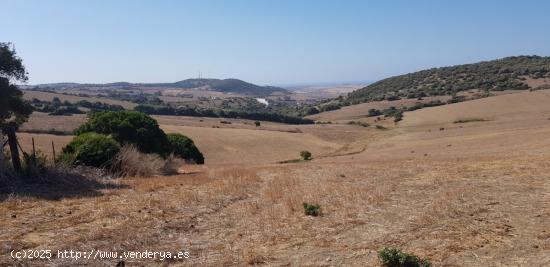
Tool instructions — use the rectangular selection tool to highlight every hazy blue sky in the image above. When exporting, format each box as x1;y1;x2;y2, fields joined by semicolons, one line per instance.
2;0;550;85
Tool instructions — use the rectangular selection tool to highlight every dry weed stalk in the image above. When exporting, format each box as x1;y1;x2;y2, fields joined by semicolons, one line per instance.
111;145;184;177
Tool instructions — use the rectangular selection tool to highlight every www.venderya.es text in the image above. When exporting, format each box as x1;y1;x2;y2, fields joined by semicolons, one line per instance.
10;249;190;261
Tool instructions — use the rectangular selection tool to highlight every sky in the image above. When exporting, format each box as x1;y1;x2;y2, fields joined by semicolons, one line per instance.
2;0;550;86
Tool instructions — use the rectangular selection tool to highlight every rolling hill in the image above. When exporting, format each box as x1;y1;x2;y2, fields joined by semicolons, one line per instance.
172;78;287;96
346;56;550;104
32;78;288;97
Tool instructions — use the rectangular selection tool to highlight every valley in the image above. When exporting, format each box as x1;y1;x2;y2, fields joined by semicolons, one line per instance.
3;88;550;266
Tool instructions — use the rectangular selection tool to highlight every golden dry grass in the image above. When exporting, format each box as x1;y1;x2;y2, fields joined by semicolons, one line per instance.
110;145;183;177
401;89;550;127
1;156;548;266
20;112;86;133
17;132;74;157
160;124;341;164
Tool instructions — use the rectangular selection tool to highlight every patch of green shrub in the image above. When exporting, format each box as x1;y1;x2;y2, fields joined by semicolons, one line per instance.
22;152;48;177
368;108;383;117
378;247;431;267
61;132;120;167
166;133;204;164
254;121;261;127
303;203;321;216
75;111;169;155
300;150;312;160
394;112;404;122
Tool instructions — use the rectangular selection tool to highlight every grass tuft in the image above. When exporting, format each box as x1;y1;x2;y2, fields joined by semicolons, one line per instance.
378;247;431;267
303;202;321;216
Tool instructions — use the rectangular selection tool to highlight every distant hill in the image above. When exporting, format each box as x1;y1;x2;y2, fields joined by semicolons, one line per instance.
172;78;287;96
346;56;550;104
33;78;288;97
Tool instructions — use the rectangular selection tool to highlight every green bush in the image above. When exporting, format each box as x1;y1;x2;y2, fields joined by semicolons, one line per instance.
303;203;321;216
61;132;120;167
394;112;404;122
22;152;48;177
254;121;261;127
75;111;169;154
378;247;431;267
300;150;312;160
166;133;204;164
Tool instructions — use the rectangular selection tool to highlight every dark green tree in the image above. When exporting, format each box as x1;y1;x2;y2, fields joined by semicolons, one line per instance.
75;111;170;155
0;43;33;174
0;43;33;130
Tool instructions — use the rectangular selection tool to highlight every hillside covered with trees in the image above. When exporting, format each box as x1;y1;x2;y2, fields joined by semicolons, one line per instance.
33;78;288;97
346;56;550;104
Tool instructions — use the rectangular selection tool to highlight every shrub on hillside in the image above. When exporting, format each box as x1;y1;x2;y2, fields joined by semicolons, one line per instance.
394;112;404;122
166;133;205;164
300;150;312;160
75;111;169;155
368;109;383;117
378;247;431;267
303;203;321;216
61;133;120;167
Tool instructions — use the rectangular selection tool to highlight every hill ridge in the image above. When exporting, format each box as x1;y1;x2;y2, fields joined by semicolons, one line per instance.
346;55;550;104
33;78;288;97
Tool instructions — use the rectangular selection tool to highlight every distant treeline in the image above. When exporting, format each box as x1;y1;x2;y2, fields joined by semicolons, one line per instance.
31;97;124;115
135;104;314;124
105;91;163;105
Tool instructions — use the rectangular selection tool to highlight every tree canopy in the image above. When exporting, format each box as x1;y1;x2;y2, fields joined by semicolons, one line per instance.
0;43;33;130
75;111;170;154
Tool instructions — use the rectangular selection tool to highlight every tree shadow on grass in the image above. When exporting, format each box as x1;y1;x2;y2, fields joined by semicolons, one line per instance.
0;166;129;201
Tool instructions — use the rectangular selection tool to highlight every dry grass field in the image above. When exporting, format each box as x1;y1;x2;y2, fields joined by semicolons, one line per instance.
19;113;367;162
2;90;550;266
20;112;86;133
160;125;340;164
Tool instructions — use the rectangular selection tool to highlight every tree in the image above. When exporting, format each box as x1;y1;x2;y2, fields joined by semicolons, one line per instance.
0;43;33;175
75;111;170;155
0;43;32;128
